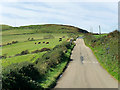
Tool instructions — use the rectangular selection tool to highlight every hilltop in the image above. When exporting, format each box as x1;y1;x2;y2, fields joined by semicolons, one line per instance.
1;24;89;34
0;24;13;30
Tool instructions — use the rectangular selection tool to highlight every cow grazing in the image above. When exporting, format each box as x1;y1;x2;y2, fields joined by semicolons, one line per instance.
59;39;62;42
46;42;49;44
59;38;62;42
38;42;41;44
43;42;45;43
35;42;36;44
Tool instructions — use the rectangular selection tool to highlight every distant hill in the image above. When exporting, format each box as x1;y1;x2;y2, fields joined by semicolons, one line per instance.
1;24;89;34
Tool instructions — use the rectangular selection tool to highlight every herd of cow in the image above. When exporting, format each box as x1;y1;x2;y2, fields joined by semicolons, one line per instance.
34;38;63;45
35;41;49;44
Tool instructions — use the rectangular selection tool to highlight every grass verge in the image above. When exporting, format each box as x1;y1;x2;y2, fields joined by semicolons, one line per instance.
84;31;119;81
40;61;68;88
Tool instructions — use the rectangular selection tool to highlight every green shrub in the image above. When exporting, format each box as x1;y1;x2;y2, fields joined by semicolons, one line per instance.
31;48;50;54
64;52;71;58
12;41;18;44
21;50;29;55
6;43;12;45
3;73;42;89
1;54;7;59
2;62;42;89
35;41;72;74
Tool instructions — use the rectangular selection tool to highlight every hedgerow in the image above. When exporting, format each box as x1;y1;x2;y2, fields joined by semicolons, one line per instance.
2;41;75;89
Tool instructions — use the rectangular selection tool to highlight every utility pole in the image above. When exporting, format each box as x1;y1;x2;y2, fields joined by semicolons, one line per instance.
99;25;101;36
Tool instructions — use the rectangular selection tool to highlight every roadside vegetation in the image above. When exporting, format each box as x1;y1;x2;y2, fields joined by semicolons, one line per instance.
2;41;75;89
84;30;119;81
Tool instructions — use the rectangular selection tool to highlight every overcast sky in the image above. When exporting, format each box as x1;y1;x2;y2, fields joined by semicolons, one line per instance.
0;0;118;33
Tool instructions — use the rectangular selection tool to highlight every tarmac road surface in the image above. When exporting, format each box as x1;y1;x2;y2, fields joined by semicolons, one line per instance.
55;38;118;88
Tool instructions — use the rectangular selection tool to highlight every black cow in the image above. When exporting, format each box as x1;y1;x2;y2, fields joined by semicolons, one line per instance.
59;39;62;42
38;42;41;44
43;42;45;43
59;38;62;42
46;42;49;44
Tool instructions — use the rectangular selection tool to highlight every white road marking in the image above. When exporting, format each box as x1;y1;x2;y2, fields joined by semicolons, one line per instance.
82;61;98;64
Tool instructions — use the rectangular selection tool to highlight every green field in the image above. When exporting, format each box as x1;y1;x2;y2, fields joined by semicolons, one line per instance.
2;52;46;68
2;32;68;45
2;34;67;55
1;33;68;67
93;34;107;38
1;24;86;67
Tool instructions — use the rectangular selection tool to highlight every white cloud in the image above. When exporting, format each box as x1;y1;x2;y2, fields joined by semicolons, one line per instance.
0;2;118;33
0;0;119;2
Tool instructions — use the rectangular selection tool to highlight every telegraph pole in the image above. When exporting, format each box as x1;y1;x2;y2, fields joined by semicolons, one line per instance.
99;25;101;36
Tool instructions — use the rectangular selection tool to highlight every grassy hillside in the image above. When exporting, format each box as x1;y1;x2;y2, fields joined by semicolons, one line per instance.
0;24;13;30
1;24;85;66
1;24;86;89
1;34;68;67
15;24;88;33
84;30;119;81
1;24;88;34
1;24;87;45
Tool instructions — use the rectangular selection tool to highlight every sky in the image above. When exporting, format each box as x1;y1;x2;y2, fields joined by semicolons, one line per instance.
0;0;118;33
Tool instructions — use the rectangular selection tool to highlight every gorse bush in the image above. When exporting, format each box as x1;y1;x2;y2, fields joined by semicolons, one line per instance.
35;42;72;74
21;50;30;55
2;62;42;89
31;48;50;54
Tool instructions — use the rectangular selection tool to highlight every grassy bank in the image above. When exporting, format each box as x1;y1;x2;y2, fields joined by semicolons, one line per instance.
40;60;68;88
84;30;119;81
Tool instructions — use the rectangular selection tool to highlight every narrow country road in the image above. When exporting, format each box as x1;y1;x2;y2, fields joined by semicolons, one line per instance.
55;38;118;88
